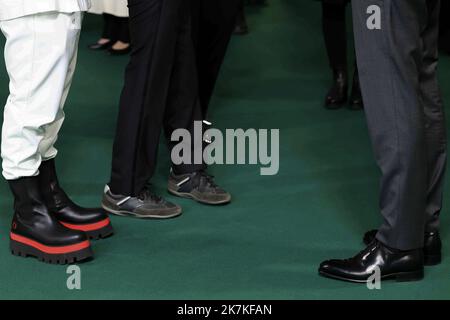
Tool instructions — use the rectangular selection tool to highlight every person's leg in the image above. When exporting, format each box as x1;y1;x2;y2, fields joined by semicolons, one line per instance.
194;0;241;118
163;6;204;175
0;12;94;264
89;13;114;50
361;0;445;265
417;0;446;265
2;13;81;180
322;1;348;72
116;17;131;44
37;13;113;240
109;0;168;196
38;13;81;163
348;62;364;110
322;1;348;109
102;13;115;41
319;0;433;283
356;0;428;250
104;0;185;219
363;0;445;266
165;3;231;205
233;0;248;36
108;16;131;54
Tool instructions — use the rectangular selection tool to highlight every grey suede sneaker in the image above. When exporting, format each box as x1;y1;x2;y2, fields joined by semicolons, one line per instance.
168;170;231;205
102;185;182;219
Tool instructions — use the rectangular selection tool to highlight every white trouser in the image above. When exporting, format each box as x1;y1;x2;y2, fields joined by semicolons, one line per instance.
0;12;82;180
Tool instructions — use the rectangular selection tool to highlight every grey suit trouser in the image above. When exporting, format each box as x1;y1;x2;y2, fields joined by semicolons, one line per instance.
352;0;447;250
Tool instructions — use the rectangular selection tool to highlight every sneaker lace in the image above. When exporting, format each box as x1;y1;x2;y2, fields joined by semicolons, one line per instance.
138;187;163;203
198;171;218;189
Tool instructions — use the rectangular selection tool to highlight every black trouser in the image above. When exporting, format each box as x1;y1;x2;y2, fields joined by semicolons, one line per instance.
352;0;447;250
102;13;130;44
322;0;350;70
109;0;205;196
439;0;450;36
191;0;241;118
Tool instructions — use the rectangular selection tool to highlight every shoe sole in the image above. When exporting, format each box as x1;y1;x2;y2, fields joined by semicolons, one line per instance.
101;202;182;220
60;218;114;241
10;233;93;265
168;188;231;205
319;269;424;283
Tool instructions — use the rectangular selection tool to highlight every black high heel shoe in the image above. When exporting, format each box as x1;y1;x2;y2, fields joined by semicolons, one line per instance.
234;7;249;35
88;40;112;51
349;70;364;110
324;69;348;110
108;44;132;56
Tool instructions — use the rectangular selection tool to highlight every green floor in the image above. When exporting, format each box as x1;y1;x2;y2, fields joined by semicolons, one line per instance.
0;1;450;300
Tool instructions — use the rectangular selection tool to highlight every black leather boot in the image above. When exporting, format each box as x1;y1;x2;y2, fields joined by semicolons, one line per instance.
348;70;364;110
9;177;93;264
39;159;113;240
319;240;424;283
324;69;348;109
363;229;442;266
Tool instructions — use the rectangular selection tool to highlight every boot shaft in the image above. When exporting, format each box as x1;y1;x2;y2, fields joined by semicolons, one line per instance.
38;159;73;211
8;176;50;221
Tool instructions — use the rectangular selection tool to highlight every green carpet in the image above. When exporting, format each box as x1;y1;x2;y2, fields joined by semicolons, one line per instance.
0;1;450;300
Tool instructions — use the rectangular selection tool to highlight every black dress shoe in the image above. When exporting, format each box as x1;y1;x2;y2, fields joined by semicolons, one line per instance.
39;159;113;240
348;70;363;110
324;69;348;110
8;177;93;265
363;229;442;266
108;45;132;56
319;240;424;283
88;41;112;51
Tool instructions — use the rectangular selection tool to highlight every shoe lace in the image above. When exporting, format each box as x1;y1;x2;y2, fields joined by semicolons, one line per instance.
198;171;218;189
138;187;163;203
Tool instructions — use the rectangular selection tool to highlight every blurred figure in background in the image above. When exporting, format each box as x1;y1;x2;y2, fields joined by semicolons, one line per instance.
321;0;363;110
234;0;268;36
192;0;241;118
234;1;248;35
89;0;131;55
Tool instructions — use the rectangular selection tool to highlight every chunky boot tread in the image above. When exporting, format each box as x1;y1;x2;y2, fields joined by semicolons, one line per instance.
10;232;90;254
84;222;114;240
10;236;93;265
